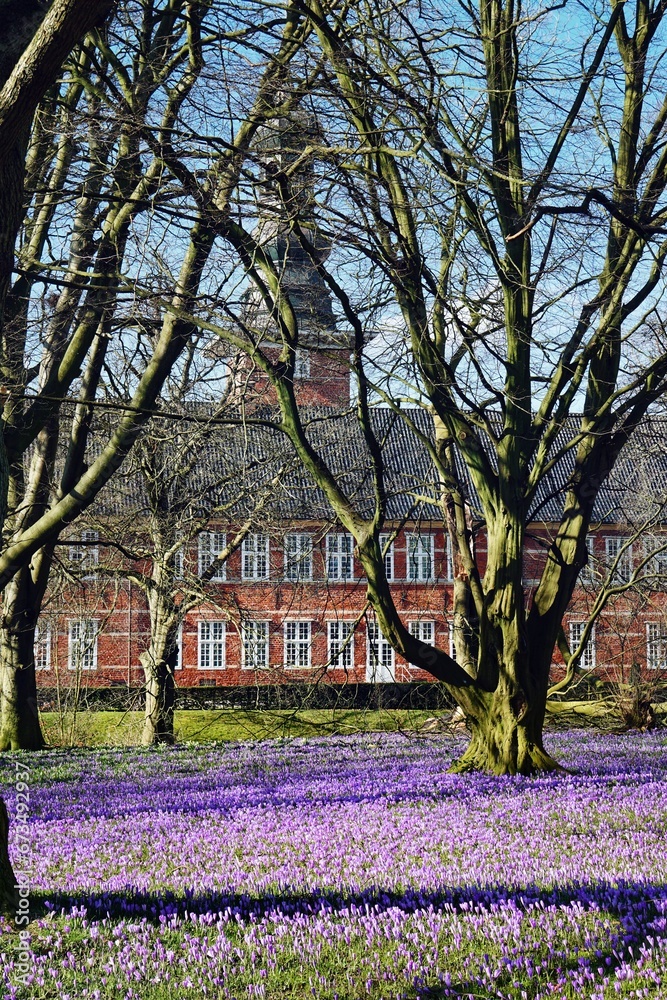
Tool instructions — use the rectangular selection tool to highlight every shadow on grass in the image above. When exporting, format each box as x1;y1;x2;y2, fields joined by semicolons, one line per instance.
32;878;666;925
25;881;667;1000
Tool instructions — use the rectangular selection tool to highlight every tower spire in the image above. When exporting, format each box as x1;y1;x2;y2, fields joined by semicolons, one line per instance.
223;87;352;409
242;96;348;349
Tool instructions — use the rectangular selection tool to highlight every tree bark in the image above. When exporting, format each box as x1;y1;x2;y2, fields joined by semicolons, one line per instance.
452;709;562;775
454;674;563;775
0;570;45;750
141;651;176;746
0;0;115;921
140;608;178;746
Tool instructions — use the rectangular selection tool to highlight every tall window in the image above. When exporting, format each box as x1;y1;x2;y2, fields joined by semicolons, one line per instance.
294;349;311;379
242;533;269;580
327;620;354;668
69;530;99;579
409;620;435;645
444;536;454;582
569;621;596;670
198;621;226;668
243;621;269;669
407;533;434;582
647;623;667;670
34;622;51;670
284;621;311;667
579;535;596;582
68;620;98;671
175;624;183;670
284;534;312;581
367;619;395;681
379;533;394;581
326;533;354;581
605;536;632;584
643;536;667;580
198;532;227;581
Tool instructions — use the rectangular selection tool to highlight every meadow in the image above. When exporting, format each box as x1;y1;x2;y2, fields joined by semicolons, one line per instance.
0;730;665;999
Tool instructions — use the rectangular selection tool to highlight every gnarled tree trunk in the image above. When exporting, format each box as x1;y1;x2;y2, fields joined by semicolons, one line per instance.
454;676;561;775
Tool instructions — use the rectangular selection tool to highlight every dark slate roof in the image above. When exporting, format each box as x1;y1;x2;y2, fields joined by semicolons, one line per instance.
89;407;667;526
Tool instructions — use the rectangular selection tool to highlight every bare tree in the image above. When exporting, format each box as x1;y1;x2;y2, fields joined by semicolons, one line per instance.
0;0;118;917
165;0;667;773
0;0;312;750
89;355;291;745
547;499;667;728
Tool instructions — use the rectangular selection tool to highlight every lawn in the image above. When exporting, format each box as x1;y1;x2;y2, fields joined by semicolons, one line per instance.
0;730;666;998
39;708;449;746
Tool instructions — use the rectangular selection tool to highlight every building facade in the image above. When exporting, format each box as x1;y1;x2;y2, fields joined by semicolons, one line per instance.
32;114;667;697
35;513;667;693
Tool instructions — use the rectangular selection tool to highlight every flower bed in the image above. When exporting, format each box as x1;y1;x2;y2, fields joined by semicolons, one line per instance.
0;731;666;998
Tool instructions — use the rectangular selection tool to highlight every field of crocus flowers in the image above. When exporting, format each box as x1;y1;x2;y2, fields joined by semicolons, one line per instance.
0;729;665;999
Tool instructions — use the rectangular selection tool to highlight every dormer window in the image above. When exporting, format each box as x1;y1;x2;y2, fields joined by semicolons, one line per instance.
69;530;99;580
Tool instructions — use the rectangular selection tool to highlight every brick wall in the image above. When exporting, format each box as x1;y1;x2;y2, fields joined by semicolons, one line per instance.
225;347;351;409
35;522;667;690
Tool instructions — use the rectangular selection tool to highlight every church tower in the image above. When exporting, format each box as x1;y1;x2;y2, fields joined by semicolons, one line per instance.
224;103;352;409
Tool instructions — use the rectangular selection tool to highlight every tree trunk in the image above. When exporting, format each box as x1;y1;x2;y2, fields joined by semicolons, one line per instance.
453;682;563;775
141;654;175;746
0;800;17;917
0;574;44;750
450;515;563;776
140;617;178;746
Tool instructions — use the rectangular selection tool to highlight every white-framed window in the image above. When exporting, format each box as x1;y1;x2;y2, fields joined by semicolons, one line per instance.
284;620;311;667
242;533;269;580
175;623;183;670
294;349;311;379
605;536;633;584
198;532;227;581
69;530;99;579
569;621;596;670
449;622;458;661
284;533;313;581
643;535;667;580
647;623;667;670
243;620;270;669
68;619;98;671
409;620;435;645
327;620;354;668
34;622;51;670
326;533;354;581
198;620;226;669
379;533;394;581
444;536;454;582
407;533;435;582
579;534;596;582
366;619;395;681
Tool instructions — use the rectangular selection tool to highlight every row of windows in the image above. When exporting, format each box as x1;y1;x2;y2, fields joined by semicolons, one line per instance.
35;618;667;673
567;620;667;670
68;531;452;583
69;530;667;587
581;536;667;584
35;618;439;672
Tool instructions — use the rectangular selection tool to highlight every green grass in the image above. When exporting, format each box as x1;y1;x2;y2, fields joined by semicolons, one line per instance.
39;707;450;747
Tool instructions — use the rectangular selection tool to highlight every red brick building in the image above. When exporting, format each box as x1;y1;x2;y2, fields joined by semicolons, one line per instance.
33;114;667;698
33;404;667;695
